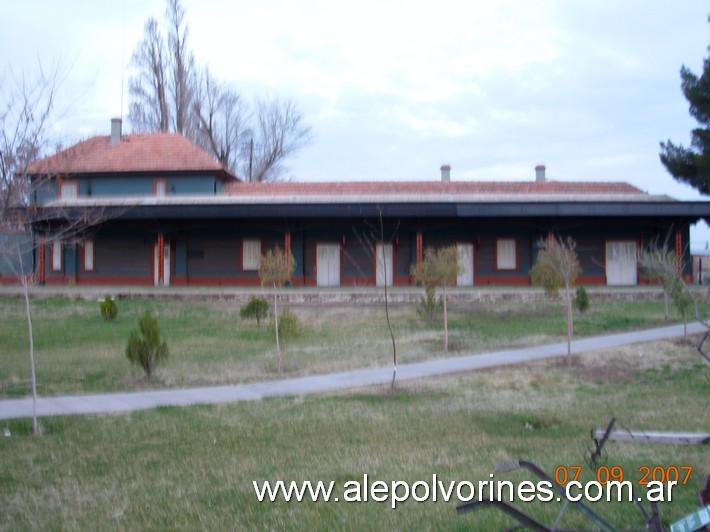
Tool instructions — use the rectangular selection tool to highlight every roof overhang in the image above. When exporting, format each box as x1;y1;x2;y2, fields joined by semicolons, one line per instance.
34;198;710;221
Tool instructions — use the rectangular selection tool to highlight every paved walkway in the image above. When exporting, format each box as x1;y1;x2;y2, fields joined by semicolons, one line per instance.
0;322;706;421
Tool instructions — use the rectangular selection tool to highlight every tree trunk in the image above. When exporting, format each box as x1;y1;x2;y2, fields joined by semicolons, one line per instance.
565;284;574;363
20;271;40;434
17;250;40;434
443;283;449;352
383;259;396;390
273;283;281;373
565;284;573;359
663;291;669;321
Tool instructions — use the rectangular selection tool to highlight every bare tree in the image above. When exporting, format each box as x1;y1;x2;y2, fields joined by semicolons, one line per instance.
248;97;312;182
165;0;195;136
193;78;310;181
4;203;115;435
639;237;679;321
616;234;706;359
128;0;194;135
0;61;68;215
128;0;311;181
640;236;697;341
0;61;67;434
128;18;169;132
530;236;581;359
193;68;249;172
259;246;296;373
411;246;460;352
1;62;122;433
352;213;400;390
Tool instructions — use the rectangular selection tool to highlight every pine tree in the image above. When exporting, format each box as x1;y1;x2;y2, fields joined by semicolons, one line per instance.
660;20;710;194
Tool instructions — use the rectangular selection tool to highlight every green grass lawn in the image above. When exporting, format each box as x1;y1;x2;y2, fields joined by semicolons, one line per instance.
1;336;708;530
0;294;704;396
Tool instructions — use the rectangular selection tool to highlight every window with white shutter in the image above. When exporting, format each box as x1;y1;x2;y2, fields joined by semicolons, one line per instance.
496;239;516;270
60;180;78;199
84;240;94;271
154;179;167;197
242;239;261;270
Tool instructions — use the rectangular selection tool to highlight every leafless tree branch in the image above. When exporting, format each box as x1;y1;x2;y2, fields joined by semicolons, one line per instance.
128;18;169;132
165;0;195;136
128;0;312;181
193;68;249;172
249;97;312;182
0;59;67;215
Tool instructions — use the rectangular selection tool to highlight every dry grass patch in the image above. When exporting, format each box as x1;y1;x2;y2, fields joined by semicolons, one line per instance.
0;295;704;396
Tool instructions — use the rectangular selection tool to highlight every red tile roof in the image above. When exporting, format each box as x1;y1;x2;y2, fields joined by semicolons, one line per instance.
225;180;645;196
27;133;234;179
27;131;647;199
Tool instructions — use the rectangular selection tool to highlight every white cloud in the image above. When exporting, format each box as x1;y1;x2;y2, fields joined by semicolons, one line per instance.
4;0;710;243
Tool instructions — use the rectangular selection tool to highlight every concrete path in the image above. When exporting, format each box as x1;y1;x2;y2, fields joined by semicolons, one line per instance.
0;321;706;421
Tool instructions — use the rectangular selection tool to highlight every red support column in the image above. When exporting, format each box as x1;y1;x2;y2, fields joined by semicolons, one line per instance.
284;232;291;260
157;234;164;285
675;231;682;276
416;231;423;264
37;240;45;283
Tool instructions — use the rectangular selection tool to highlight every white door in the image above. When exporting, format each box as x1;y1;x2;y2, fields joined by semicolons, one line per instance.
606;241;637;285
317;244;340;286
376;242;393;287
457;243;474;286
163;245;171;286
154;243;171;286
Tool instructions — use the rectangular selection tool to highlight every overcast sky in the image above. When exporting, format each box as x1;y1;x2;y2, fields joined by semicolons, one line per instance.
5;1;710;246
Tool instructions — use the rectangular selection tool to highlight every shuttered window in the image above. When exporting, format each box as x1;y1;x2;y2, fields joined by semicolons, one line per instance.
154;179;167;197
84;240;94;271
242;239;261;270
60;180;78;199
496;238;516;270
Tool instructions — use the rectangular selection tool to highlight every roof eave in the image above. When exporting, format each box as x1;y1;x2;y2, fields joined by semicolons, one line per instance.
36;199;710;221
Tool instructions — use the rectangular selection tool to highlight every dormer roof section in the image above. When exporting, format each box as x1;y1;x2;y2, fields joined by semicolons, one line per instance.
27;132;236;181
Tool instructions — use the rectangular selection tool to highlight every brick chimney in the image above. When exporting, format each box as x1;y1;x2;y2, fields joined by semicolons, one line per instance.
441;164;451;182
535;164;546;182
110;118;122;146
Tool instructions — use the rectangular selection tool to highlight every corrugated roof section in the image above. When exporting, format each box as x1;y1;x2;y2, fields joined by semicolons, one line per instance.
27;133;235;179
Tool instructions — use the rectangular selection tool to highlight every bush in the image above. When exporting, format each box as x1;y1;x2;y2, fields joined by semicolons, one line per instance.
100;296;118;321
126;310;169;379
574;286;590;314
275;308;302;345
240;297;269;326
417;284;442;320
271;308;302;373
